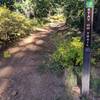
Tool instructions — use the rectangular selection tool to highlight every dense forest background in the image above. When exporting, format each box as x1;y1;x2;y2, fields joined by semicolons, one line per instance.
0;0;100;99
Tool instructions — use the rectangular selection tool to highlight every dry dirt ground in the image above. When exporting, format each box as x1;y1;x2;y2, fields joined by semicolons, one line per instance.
0;21;100;100
0;27;80;100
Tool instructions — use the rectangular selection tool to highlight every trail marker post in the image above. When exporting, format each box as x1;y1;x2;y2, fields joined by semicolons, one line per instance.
82;0;94;97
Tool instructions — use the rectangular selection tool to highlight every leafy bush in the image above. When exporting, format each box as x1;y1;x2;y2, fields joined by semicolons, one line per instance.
14;0;35;18
91;78;100;96
0;7;33;46
0;0;14;10
50;37;83;74
64;0;84;29
13;0;65;19
14;0;51;18
34;0;63;18
34;0;50;18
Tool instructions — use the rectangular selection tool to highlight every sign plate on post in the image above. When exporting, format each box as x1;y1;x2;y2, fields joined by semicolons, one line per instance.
82;0;94;96
86;0;94;8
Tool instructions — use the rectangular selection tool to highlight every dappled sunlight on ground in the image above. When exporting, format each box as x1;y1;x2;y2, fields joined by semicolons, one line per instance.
0;27;69;100
8;47;20;55
7;31;52;56
0;66;14;97
0;66;14;78
0;79;10;96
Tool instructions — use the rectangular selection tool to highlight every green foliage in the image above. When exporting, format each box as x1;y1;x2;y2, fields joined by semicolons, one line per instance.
0;7;33;46
0;0;14;10
13;0;65;18
34;0;64;18
48;0;64;15
50;37;83;73
95;0;100;7
3;50;11;58
91;78;100;96
14;0;35;18
14;0;53;18
81;96;89;100
34;0;50;18
64;0;84;28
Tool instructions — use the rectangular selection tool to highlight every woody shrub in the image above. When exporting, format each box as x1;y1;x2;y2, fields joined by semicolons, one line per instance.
0;7;33;47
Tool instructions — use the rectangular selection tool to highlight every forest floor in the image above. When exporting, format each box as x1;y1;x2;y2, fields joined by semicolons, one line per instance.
0;24;80;100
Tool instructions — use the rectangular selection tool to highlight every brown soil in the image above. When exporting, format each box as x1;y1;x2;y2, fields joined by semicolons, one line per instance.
0;28;70;100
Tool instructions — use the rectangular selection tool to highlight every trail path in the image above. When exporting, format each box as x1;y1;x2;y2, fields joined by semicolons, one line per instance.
0;27;70;100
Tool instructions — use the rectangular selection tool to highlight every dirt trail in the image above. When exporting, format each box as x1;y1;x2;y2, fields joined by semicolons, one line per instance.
0;28;70;100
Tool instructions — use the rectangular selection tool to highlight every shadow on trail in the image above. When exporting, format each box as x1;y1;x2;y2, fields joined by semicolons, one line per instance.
0;27;75;100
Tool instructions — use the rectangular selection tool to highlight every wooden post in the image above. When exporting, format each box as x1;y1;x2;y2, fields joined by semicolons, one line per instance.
82;0;94;97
